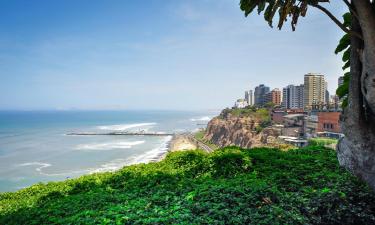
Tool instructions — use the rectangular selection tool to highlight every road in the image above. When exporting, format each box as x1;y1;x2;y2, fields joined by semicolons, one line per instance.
187;134;214;153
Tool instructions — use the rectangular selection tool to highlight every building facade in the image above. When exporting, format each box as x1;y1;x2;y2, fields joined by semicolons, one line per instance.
325;89;330;105
303;73;327;109
265;88;282;106
305;113;319;137
234;99;248;109
245;90;254;106
317;111;341;133
254;84;270;106
282;114;305;137
271;110;285;124
282;84;304;109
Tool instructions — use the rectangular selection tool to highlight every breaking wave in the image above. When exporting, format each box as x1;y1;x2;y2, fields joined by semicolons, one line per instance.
190;116;211;122
17;162;51;172
75;141;145;151
89;136;172;173
97;123;156;131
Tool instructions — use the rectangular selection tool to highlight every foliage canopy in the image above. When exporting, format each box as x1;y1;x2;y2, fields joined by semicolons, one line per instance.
1;146;375;224
240;0;330;31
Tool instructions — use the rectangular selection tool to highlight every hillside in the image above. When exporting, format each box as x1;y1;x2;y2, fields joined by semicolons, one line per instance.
205;108;282;149
1;146;375;224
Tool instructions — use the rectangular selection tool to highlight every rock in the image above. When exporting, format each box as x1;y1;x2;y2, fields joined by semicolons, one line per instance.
204;110;280;148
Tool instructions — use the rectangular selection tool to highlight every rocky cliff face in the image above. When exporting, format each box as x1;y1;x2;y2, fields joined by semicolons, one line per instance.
204;110;280;149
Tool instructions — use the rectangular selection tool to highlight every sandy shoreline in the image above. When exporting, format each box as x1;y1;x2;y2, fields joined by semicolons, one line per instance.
155;134;199;162
169;134;198;152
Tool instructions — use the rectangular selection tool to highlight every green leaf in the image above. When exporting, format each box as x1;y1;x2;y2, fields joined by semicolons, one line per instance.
185;191;195;201
342;60;350;70
343;12;351;28
335;34;350;54
257;1;266;14
342;50;350;62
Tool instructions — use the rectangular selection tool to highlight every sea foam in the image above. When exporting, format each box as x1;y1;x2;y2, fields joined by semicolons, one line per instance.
18;162;51;172
127;136;172;164
17;162;92;177
97;122;156;131
75;140;145;151
190;116;211;122
89;136;172;173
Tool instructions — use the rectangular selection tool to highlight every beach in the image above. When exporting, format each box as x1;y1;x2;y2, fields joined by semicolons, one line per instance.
169;134;199;152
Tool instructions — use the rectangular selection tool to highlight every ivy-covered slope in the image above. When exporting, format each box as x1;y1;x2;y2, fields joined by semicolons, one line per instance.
1;147;375;224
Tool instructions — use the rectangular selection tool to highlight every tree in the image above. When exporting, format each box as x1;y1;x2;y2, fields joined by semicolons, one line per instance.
239;0;375;190
264;101;276;109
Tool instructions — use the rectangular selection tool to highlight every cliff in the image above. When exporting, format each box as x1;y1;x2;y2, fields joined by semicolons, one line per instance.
204;108;281;148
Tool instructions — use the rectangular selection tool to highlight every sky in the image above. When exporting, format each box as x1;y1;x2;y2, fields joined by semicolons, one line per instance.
0;0;347;111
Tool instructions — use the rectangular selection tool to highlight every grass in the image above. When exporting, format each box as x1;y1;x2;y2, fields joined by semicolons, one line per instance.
309;138;339;147
221;108;270;122
219;108;272;133
1;146;375;224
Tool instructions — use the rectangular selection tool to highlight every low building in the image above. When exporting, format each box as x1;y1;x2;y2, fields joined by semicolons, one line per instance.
305;113;319;138
271;110;285;124
316;132;344;139
278;136;308;148
317;111;341;133
271;109;305;125
282;114;305;137
234;99;248;109
283;114;305;127
286;108;305;115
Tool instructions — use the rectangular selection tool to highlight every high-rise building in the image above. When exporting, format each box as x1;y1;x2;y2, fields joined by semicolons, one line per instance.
325;89;330;105
245;90;254;106
265;88;282;106
338;76;344;87
254;84;270;106
304;73;327;109
282;84;304;109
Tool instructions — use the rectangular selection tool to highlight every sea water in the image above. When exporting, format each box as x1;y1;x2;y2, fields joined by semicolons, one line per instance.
0;110;216;192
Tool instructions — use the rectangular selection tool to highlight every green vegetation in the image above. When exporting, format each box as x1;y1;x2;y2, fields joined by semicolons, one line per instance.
194;129;205;140
309;138;338;147
264;102;276;109
335;13;351;108
2;146;375;224
220;107;271;133
194;130;219;150
221;107;270;121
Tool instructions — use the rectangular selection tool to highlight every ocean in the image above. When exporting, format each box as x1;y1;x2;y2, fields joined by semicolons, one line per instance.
0;110;216;192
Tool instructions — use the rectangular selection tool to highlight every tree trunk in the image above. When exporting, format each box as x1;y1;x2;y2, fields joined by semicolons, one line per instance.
337;2;375;190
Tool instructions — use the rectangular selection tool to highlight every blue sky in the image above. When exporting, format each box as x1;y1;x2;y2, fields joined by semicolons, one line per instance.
0;0;347;110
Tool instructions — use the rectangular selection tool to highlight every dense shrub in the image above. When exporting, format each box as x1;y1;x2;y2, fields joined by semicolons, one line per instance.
209;148;252;177
163;150;210;177
1;146;375;224
309;138;338;147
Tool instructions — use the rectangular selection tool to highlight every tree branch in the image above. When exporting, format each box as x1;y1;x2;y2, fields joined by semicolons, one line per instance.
342;0;351;8
342;0;360;20
312;4;363;40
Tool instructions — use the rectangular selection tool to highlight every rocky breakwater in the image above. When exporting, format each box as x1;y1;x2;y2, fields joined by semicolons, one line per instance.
204;108;281;149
